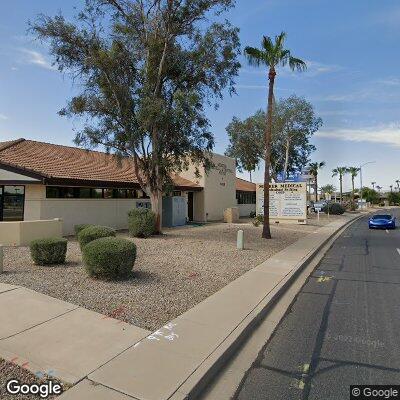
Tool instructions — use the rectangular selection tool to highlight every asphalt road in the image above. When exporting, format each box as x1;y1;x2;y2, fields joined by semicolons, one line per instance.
234;210;400;400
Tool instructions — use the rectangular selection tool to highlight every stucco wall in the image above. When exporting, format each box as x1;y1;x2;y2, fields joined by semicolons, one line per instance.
24;185;45;221
203;154;236;221
40;198;150;235
0;219;63;246
179;153;236;221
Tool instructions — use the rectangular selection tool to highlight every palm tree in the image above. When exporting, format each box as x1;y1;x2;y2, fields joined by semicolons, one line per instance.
396;180;400;191
347;167;360;202
371;181;376;190
390;185;393;193
245;32;306;239
332;167;348;203
309;162;326;201
320;184;336;200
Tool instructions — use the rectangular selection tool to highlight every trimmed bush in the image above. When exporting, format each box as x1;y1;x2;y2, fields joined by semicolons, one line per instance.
128;208;157;238
74;224;93;236
30;238;68;265
322;202;345;215
82;237;136;280
78;225;116;249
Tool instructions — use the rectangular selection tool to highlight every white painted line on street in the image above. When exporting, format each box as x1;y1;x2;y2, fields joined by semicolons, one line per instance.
386;229;389;233
397;248;400;256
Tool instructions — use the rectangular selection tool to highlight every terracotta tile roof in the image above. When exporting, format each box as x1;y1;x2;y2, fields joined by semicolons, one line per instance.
0;138;201;190
236;177;256;192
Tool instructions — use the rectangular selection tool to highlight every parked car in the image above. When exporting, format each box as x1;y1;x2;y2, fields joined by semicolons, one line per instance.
313;201;327;212
368;214;396;230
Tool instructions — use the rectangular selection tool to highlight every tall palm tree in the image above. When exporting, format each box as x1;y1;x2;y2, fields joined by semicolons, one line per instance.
309;162;326;201
371;181;376;190
347;167;360;202
332;167;348;203
320;184;336;200
396;180;400;191
390;185;393;193
245;32;306;239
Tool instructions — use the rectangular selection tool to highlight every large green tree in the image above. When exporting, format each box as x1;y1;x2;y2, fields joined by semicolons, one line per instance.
274;95;321;180
244;33;306;238
309;161;325;201
361;187;379;204
332;167;348;203
225;111;264;182
32;0;240;232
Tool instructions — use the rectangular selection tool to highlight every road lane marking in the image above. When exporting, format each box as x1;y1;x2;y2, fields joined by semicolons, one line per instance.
397;248;400;256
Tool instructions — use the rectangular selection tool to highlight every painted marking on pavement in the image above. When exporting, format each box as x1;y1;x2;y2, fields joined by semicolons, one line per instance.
317;276;332;283
386;229;389;233
397;248;400;256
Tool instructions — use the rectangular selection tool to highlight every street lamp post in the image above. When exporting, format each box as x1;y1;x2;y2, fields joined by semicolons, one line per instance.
359;161;376;209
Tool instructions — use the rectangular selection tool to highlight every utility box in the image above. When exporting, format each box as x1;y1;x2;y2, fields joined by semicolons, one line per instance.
162;196;187;227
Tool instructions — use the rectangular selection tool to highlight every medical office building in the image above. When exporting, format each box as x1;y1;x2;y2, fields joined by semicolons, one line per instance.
0;138;256;235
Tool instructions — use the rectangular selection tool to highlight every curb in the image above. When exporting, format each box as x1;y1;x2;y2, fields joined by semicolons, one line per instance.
181;213;366;400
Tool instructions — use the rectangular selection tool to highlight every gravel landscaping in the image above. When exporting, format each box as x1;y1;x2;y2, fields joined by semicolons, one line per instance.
0;358;67;399
0;214;345;331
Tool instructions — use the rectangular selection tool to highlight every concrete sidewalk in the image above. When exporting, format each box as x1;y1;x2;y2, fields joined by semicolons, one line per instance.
60;214;360;400
0;286;149;384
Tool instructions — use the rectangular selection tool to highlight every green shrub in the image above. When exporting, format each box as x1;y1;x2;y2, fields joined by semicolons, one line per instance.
82;237;137;280
128;208;157;238
252;214;264;227
30;238;68;265
322;203;345;215
78;225;116;249
74;224;93;236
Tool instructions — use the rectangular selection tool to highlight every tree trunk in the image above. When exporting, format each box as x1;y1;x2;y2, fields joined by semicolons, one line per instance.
283;138;290;181
314;175;318;202
150;189;163;234
262;68;275;239
339;176;343;203
352;177;355;202
249;170;252;182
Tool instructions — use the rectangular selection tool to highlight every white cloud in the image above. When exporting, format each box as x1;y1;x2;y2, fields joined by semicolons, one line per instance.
19;48;55;71
0;114;8;121
316;124;400;147
378;78;400;86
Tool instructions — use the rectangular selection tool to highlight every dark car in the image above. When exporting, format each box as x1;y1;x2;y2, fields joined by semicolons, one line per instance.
368;214;396;229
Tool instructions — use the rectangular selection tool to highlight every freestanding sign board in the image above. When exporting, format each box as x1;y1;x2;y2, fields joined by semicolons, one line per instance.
256;182;307;224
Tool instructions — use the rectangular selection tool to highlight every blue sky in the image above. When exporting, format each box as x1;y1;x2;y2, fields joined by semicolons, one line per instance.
0;0;399;191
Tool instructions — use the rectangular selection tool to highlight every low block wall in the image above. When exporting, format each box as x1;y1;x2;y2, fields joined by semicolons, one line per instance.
0;219;63;246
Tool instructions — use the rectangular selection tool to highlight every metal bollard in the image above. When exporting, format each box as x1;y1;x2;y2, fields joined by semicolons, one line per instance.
237;230;244;251
0;245;3;274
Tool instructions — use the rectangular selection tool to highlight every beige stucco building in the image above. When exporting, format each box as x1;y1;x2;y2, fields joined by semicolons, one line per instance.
0;139;255;235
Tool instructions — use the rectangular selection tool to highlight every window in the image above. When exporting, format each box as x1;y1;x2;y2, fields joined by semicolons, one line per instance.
103;188;113;199
46;186;140;199
236;191;256;205
92;188;103;198
1;185;25;221
173;191;182;197
79;188;92;198
127;189;138;199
